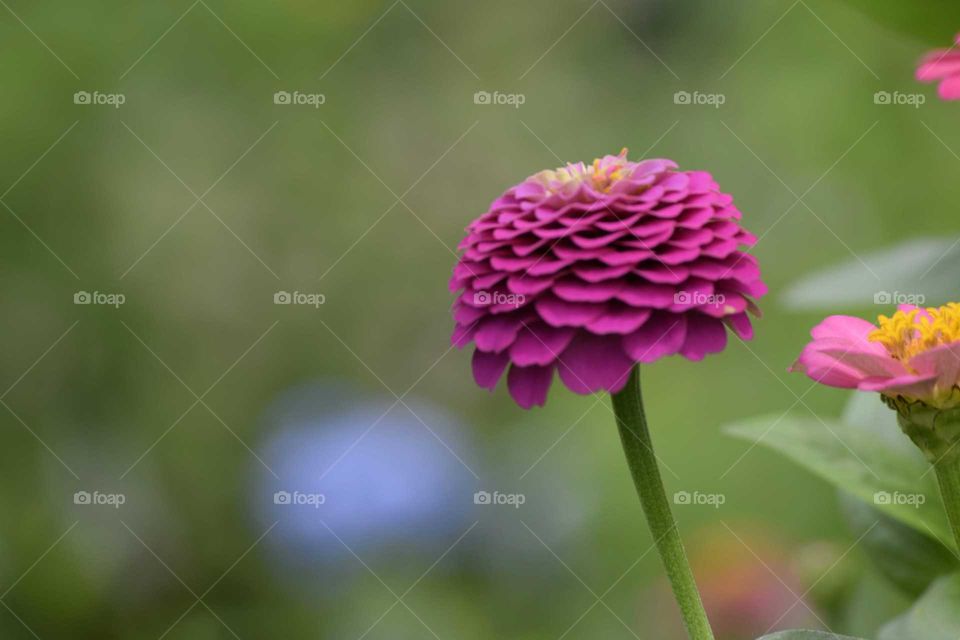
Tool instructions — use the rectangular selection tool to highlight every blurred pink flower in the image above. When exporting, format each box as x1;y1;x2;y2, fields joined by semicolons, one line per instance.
917;34;960;100
449;150;766;408
790;304;960;409
646;526;821;640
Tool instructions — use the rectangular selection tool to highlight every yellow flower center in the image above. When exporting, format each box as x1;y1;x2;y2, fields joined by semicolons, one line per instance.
869;303;960;362
535;148;630;193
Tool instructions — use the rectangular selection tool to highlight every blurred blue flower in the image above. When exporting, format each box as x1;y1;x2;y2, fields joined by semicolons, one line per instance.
253;381;476;570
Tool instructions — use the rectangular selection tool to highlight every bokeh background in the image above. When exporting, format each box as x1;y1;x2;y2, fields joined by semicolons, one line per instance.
1;1;958;638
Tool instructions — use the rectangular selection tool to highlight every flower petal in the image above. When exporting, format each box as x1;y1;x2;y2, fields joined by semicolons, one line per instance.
557;333;634;395
507;364;554;408
679;314;727;360
858;373;938;398
472;349;509;390
907;342;960;390
622;313;687;362
509;324;575;366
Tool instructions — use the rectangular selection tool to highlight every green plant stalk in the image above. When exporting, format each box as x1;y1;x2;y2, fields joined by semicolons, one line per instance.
611;366;714;640
934;456;960;552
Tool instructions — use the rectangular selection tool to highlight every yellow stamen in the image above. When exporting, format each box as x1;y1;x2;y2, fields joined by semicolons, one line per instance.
536;150;633;194
869;303;960;363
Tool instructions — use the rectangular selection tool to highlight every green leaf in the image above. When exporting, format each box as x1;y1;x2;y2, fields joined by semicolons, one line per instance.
830;0;960;46
781;238;960;311
723;413;953;546
838;395;959;593
878;574;960;639
757;631;863;639
841;392;917;456
839;492;958;597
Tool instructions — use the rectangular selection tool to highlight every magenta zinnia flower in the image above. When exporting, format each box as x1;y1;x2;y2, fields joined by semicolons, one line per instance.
792;305;960;547
449;150;766;408
790;304;960;408
917;34;960;100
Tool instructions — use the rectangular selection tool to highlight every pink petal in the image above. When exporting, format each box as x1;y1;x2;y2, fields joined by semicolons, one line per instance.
790;347;878;389
678;314;727;360
939;75;960;100
474;315;524;352
616;282;676;308
789;328;908;389
472;349;509;390
907;342;960;390
586;306;652;335
509;324;575;366
622;313;687;362
724;312;754;340
858;373;938;398
553;279;621;303
802;338;906;379
507;364;554;408
917;51;960;81
452;322;477;348
809;315;885;354
535;297;605;327
557;333;634;395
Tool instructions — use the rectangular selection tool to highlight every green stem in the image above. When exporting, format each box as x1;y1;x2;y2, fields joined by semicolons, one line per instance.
611;366;714;640
934;456;960;552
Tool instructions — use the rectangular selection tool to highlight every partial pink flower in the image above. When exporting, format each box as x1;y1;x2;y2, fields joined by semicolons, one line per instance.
649;526;822;640
917;34;960;100
790;303;960;408
450;150;766;408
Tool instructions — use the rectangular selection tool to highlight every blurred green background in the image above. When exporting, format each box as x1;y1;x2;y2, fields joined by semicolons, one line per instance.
1;0;958;638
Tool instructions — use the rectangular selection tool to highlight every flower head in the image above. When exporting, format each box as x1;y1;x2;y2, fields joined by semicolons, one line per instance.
790;304;960;409
450;150;766;408
917;34;960;100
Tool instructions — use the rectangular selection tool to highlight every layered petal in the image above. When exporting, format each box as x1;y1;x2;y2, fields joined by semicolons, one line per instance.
792;306;960;408
452;151;765;408
790;315;909;389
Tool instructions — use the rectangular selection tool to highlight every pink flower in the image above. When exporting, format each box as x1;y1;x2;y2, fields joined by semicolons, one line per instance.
449;150;766;408
790;304;960;408
917;34;960;100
